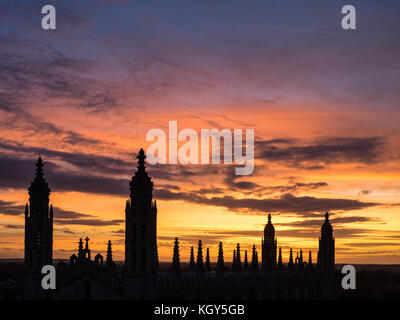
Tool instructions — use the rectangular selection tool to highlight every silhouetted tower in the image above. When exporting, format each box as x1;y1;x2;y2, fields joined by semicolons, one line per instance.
217;242;224;273
317;212;335;272
262;214;277;270
196;240;204;273
189;246;195;271
77;238;84;261
125;149;158;298
205;248;211;271
243;250;249;270
251;245;258;272
277;248;283;270
288;248;294;270
232;250;236;270
84;237;91;261
23;157;53;299
308;250;313;270
299;249;304;270
236;243;242;272
106;240;115;269
171;238;180;272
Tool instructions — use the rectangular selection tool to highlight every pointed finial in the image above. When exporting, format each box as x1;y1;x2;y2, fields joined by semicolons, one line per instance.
325;211;329;221
106;240;113;264
137;148;146;171
217;242;224;273
268;213;271;223
35;157;44;179
85;237;90;249
172;237;180;271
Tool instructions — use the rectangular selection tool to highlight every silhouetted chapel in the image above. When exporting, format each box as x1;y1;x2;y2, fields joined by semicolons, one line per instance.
23;151;335;300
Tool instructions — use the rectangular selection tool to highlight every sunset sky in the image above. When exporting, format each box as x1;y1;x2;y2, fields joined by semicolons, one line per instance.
1;0;400;264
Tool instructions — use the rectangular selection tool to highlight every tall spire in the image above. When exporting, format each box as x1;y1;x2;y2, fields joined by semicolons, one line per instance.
308;250;313;269
129;149;153;202
277;247;283;270
299;249;304;270
106;240;113;264
243;250;249;270
35;157;44;180
205;247;211;271
137;148;146;172
235;243;242;272
288;248;294;270
78;238;84;261
262;213;277;270
196;240;204;273
189;246;195;271
172;238;180;272
217;242;224;273
251;245;258;272
317;211;335;272
125;149;158;281
29;157;50;196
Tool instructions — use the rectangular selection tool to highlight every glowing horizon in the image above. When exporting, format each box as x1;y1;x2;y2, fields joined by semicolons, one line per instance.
1;0;400;264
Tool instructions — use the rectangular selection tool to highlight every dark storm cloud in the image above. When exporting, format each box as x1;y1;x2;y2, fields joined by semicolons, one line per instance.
0;141;381;218
0;139;133;176
154;189;378;217
0;197;123;226
256;137;387;168
0;200;24;216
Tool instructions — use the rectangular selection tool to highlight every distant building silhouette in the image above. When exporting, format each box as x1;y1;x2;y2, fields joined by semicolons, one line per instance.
23;151;336;300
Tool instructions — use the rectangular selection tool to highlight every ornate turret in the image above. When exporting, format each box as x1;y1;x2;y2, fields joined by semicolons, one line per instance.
277;248;283;270
205;248;211;272
236;243;242;272
308;250;313;270
196;240;204;273
23;157;53;299
288;248;294;270
171;238;180;272
189;246;195;271
78;238;84;261
317;212;335;272
217;242;224;273
251;245;258;272
129;149;153;203
262;213;277;270
243;250;249;270
106;240;115;269
299;249;304;270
